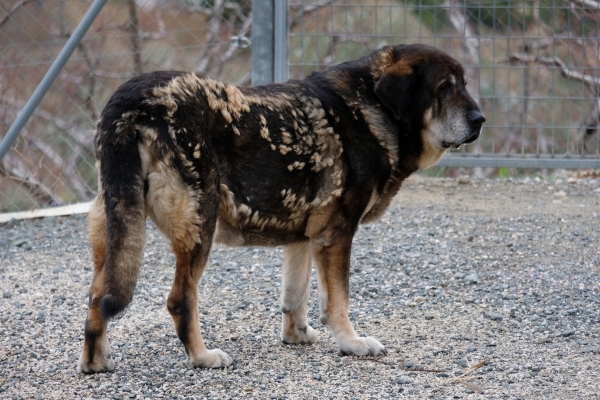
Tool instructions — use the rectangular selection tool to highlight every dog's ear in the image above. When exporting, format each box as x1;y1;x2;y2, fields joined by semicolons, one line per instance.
374;61;415;120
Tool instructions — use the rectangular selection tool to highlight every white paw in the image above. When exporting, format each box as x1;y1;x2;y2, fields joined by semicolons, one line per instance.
77;337;114;373
282;324;318;345
190;348;233;368
337;336;386;357
77;353;115;374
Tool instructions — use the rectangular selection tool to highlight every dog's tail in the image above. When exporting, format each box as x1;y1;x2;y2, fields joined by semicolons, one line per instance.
96;105;146;322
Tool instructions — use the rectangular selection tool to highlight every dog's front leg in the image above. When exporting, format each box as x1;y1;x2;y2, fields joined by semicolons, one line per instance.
280;242;317;345
311;234;386;357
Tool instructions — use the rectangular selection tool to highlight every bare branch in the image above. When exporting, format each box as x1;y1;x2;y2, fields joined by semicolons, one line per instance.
0;0;34;29
195;0;229;74
444;0;479;64
140;9;167;40
289;1;334;31
569;0;600;9
0;95;95;153
91;70;133;80
0;155;59;206
523;38;554;52
128;0;143;75
443;0;481;110
505;53;600;90
212;14;253;79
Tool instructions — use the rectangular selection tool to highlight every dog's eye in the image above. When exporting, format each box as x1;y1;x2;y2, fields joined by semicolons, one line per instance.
438;81;453;94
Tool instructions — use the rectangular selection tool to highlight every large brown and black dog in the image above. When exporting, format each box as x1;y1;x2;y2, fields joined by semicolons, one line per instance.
77;44;484;373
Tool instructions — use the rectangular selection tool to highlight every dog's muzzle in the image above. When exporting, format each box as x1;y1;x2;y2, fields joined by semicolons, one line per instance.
465;109;485;143
456;109;485;147
443;109;485;149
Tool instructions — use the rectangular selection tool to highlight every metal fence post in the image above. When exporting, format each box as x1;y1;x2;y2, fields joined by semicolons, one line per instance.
0;0;108;163
251;0;287;85
251;0;274;86
273;0;288;83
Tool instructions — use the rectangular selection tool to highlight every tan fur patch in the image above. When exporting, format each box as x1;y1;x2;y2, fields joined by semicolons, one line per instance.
88;192;107;272
300;97;344;172
370;46;395;80
217;184;282;233
114;111;140;135
281;241;312;310
143;153;202;253
418;107;448;169
357;105;399;168
146;73;252;128
359;189;380;223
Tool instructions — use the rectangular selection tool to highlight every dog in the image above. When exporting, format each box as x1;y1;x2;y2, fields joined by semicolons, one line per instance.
77;44;484;373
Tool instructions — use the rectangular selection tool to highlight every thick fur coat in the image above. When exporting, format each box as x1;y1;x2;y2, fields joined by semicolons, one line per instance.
78;44;485;373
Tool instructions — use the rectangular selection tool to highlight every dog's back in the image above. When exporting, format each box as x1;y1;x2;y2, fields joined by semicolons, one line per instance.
78;44;484;373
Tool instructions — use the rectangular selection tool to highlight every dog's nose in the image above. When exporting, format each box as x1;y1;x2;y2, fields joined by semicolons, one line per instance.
468;110;486;129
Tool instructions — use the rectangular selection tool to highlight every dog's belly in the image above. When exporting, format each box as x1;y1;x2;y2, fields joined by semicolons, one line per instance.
214;214;307;247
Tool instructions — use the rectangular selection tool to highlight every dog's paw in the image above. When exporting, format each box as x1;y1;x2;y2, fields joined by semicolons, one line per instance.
77;353;115;374
77;336;115;373
190;348;233;368
338;336;386;357
282;324;318;345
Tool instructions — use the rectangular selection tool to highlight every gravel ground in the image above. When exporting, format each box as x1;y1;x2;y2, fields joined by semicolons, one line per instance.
1;174;600;399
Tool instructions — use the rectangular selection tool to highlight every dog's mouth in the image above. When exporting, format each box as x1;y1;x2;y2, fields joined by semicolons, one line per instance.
463;130;480;144
442;130;481;150
444;109;485;149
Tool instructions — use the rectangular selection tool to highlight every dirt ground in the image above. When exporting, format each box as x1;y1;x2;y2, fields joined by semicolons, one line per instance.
400;173;600;218
1;173;599;399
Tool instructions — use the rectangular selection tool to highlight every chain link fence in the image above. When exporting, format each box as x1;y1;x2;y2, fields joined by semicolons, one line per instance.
288;0;600;169
0;0;252;212
1;0;600;213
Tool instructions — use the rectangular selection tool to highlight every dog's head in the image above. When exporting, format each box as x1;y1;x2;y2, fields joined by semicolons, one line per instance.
374;44;485;168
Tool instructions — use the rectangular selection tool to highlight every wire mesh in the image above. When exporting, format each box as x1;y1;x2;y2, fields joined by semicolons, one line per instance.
2;0;600;212
288;0;600;168
0;0;252;212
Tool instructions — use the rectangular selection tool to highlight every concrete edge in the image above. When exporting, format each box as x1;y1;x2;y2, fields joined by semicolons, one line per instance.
0;201;92;223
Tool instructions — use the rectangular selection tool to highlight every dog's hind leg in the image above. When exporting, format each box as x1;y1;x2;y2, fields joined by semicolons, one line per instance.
280;241;317;345
312;234;386;357
146;164;232;368
166;234;232;368
77;197;114;373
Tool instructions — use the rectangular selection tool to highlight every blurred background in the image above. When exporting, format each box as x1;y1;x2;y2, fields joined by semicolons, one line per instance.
1;0;599;212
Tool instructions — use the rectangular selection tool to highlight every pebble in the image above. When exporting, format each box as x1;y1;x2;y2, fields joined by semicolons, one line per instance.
455;358;469;367
484;312;503;321
402;361;415;369
395;376;413;384
457;176;471;185
1;177;599;399
464;274;480;284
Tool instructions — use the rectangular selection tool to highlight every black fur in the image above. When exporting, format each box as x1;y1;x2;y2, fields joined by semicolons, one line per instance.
78;44;484;373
